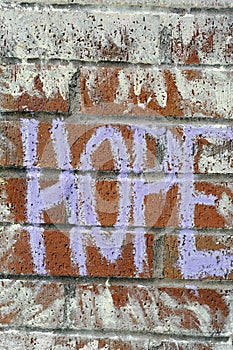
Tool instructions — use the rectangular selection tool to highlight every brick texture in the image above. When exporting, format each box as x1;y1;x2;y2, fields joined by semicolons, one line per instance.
80;67;233;118
2;0;233;7
0;7;159;63
0;0;233;348
0;63;75;112
0;280;64;328
67;284;233;336
0;331;231;350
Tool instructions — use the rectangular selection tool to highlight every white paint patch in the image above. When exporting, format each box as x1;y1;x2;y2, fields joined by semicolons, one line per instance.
175;68;233;117
115;70;130;105
0;64;76;100
0;281;63;328
96;287;116;329
217;192;233;224
0;178;13;222
197;136;233;174
79;340;109;350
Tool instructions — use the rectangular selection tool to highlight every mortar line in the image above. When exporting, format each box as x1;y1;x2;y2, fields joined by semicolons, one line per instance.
6;2;233;13
1;111;233;125
0;272;233;288
0;324;231;343
2;165;233;180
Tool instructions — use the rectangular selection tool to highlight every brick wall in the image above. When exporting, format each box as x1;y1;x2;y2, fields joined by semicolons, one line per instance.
0;0;232;349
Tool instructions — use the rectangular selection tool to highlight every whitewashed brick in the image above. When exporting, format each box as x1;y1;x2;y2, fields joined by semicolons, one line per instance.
0;6;159;63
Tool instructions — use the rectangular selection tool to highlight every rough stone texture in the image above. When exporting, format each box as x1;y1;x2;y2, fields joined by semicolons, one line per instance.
0;6;159;63
67;284;233;336
0;280;64;328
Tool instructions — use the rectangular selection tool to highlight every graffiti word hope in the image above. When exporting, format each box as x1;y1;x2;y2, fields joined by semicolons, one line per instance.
20;119;233;278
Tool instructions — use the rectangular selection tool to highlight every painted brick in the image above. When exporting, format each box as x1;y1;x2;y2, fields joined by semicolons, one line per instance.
0;225;154;277
2;0;233;8
67;284;233;336
0;63;76;112
0;332;231;350
80;67;233;118
163;232;233;280
0;7;159;63
0;176;66;224
0;331;152;349
150;340;233;349
162;14;233;65
0;280;64;328
2;174;233;229
1;121;233;174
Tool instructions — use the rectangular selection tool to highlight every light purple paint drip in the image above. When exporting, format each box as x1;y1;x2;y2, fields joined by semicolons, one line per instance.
27;226;46;275
178;229;233;279
20;118;46;275
51;119;72;170
69;227;87;275
133;127;146;173
185;284;199;296
133;228;146;273
20;118;38;168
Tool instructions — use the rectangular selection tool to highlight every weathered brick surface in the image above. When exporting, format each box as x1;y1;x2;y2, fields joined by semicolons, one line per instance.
163;232;233;280
0;7;159;63
150;340;233;350
0;175;66;224
0;331;231;350
0;280;64;328
0;0;233;347
1;121;233;174
0;331;152;349
1;175;233;228
161;13;233;65
0;63;75;112
0;225;153;277
81;67;233;118
67;284;233;336
0;8;231;65
2;0;233;8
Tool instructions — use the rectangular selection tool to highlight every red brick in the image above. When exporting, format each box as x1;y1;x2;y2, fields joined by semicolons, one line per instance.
2;121;233;174
0;64;75;112
1;175;233;229
0;176;66;225
0;280;64;328
0;331;150;349
152;340;232;349
166;14;233;65
0;7;159;64
0;225;153;277
164;232;233;280
68;284;232;336
80;67;232;118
